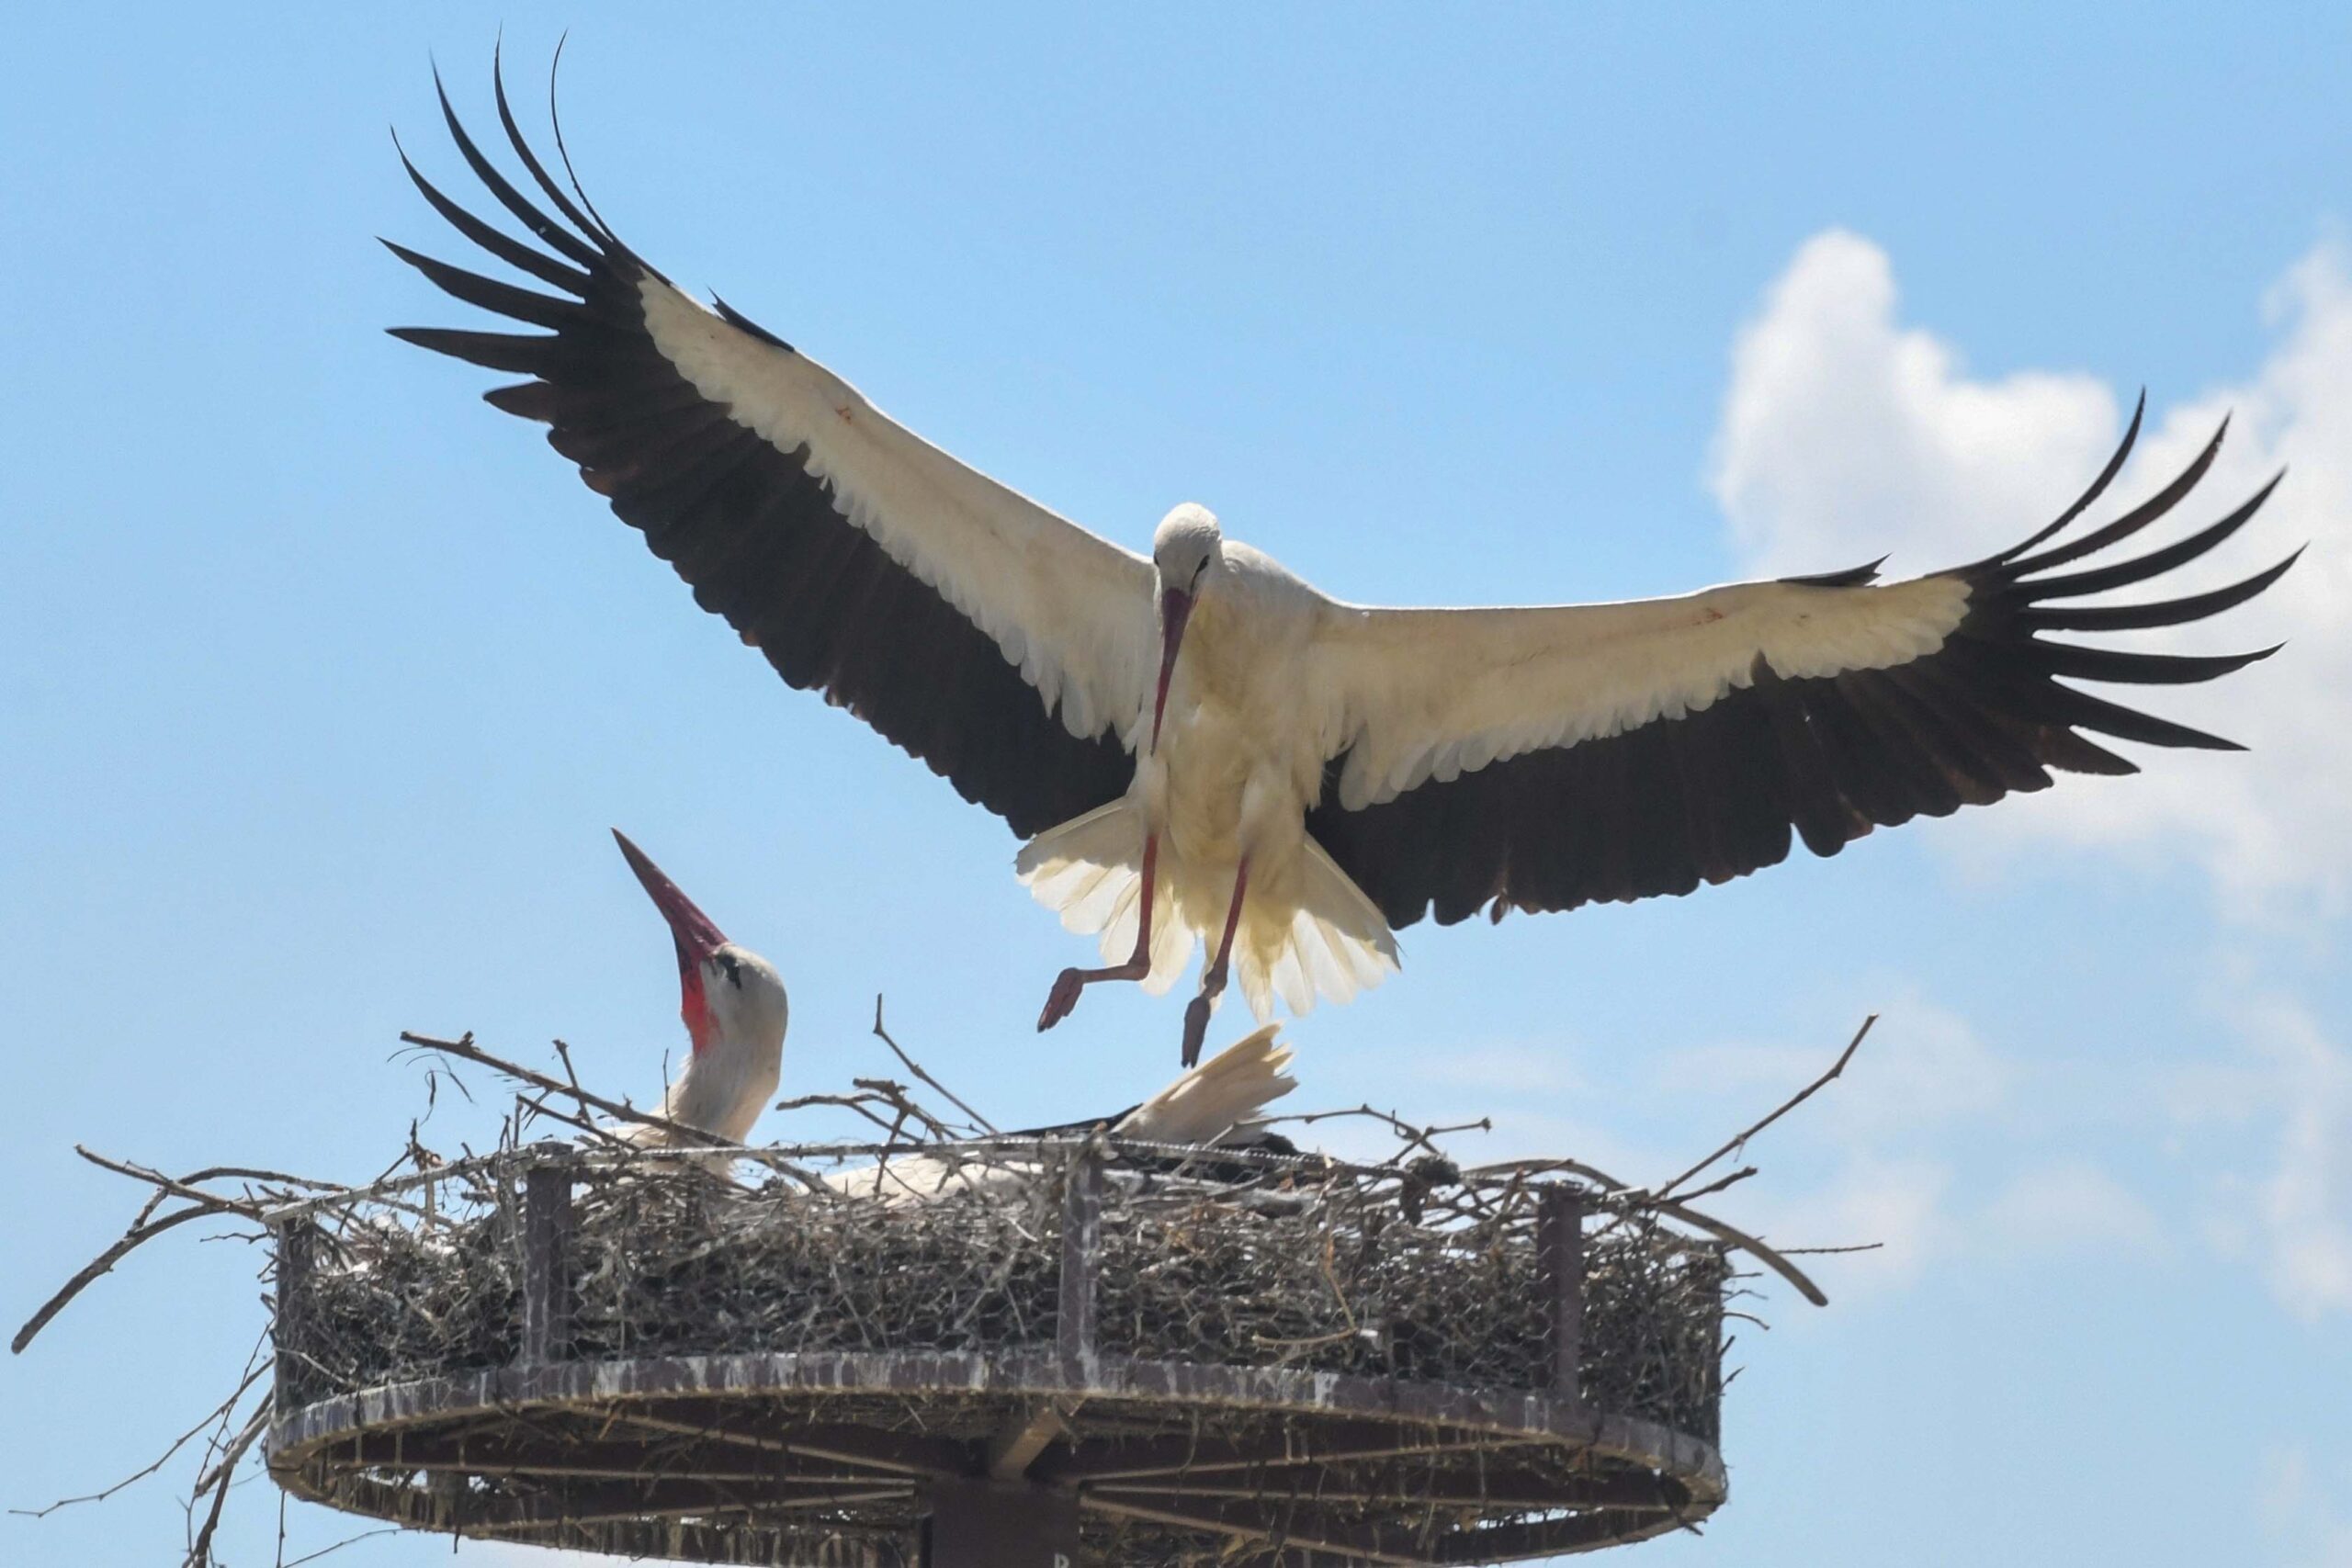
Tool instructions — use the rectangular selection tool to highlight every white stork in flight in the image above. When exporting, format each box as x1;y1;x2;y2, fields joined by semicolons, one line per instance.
395;62;2295;1066
609;829;1296;1166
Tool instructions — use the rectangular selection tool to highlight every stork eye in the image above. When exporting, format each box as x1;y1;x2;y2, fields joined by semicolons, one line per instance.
717;953;742;987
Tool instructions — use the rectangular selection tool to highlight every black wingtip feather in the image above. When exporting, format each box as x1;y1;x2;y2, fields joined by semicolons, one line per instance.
1988;389;2148;566
544;35;635;263
2009;414;2233;578
2023;467;2283;599
2023;547;2301;633
492;42;607;251
432;61;602;270
389;324;560;374
712;295;794;352
380;237;581;329
483;381;559;422
1782;555;1886;589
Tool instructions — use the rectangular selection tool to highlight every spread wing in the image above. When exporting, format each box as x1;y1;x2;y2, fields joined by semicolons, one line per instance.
387;62;1153;836
1305;402;2295;928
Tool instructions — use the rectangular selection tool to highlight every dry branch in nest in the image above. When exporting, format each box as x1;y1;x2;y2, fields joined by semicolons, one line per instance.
11;1011;1874;1566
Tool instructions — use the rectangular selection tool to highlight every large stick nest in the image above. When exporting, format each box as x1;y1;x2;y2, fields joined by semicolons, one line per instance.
269;1138;1730;1565
16;1017;1873;1565
282;1140;1724;1426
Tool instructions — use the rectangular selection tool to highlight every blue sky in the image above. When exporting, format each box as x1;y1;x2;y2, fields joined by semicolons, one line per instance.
6;5;2349;1565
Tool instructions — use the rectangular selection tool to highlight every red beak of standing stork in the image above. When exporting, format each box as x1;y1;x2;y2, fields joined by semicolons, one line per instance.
612;830;788;1147
615;828;729;1054
394;61;2296;1068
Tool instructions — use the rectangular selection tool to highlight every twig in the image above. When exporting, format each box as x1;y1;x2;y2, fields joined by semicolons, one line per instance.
74;1149;266;1221
849;1078;957;1142
173;1167;339;1191
1779;1242;1884;1256
1466;1156;1830;1307
1656;1014;1874;1201
396;1031;724;1148
1670;1166;1758;1204
14;1201;231;1355
280;1529;401;1566
872;996;996;1134
550;1036;586;1100
772;1091;913;1139
184;1407;266;1567
10;1359;268;1516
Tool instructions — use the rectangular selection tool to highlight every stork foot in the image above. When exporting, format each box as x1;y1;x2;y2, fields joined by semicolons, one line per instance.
1037;967;1089;1032
1181;996;1213;1068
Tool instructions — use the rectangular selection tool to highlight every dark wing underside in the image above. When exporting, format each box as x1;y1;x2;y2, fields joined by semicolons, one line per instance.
1310;403;2295;930
386;63;1132;837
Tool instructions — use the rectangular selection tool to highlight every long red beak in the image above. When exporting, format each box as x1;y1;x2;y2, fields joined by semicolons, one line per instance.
1150;588;1193;752
613;829;729;1053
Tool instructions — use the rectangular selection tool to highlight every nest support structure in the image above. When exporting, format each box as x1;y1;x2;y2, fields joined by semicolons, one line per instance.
265;1142;1730;1566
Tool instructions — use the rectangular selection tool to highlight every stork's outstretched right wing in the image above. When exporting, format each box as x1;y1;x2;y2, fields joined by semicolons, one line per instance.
1306;401;2295;928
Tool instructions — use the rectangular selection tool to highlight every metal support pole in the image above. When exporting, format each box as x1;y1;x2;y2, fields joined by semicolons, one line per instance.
923;1476;1082;1568
1702;1242;1728;1436
1537;1185;1585;1404
272;1219;317;1415
521;1155;575;1368
1057;1151;1102;1371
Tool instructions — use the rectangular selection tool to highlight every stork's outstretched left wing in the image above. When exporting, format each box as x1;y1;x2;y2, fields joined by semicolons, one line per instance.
1305;403;2295;929
386;60;1153;837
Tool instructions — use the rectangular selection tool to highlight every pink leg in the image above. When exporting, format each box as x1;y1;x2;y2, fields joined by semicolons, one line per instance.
1180;860;1250;1068
1037;834;1160;1031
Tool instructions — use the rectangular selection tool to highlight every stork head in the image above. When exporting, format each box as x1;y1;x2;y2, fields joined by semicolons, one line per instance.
1149;503;1223;749
612;829;788;1060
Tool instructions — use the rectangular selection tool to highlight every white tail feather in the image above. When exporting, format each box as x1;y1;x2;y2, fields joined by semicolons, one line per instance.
826;1024;1299;1206
1016;802;1186;992
1232;838;1401;1021
1115;1022;1296;1144
1020;807;1400;1019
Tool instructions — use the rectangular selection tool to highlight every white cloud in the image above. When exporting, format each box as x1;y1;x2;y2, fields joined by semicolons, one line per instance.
2245;998;2352;1319
1657;994;2012;1144
1713;231;2352;918
1975;1159;2168;1259
2261;1443;2352;1568
1713;230;2120;578
2166;990;2352;1320
1665;1148;1952;1303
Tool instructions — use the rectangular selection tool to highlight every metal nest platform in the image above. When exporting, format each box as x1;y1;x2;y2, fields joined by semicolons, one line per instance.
264;1140;1730;1565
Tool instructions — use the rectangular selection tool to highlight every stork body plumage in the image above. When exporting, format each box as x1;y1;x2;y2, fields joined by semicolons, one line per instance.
396;63;2295;1065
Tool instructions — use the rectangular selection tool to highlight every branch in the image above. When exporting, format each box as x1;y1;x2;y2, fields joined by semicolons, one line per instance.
1465;1155;1831;1307
396;1031;725;1149
871;996;996;1134
1657;1013;1875;1201
9;1359;267;1516
14;1201;232;1355
74;1148;267;1221
184;1406;266;1567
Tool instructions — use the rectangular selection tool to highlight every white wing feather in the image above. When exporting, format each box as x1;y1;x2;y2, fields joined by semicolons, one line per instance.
1312;576;1973;809
639;280;1158;742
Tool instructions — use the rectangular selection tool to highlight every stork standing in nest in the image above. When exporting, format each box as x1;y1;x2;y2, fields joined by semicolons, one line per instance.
608;830;1295;1168
394;61;2295;1066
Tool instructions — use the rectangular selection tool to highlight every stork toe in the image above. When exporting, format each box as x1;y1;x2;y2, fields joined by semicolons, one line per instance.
1037;966;1089;1032
1180;995;1214;1068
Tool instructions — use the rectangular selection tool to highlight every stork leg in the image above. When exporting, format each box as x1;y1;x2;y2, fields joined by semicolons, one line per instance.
1036;834;1160;1031
1180;860;1250;1068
